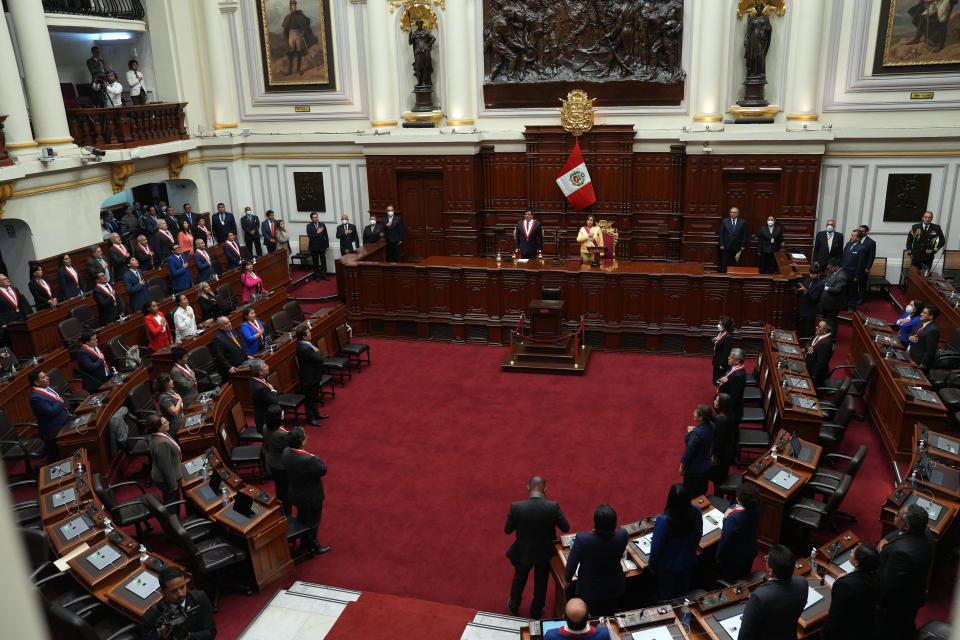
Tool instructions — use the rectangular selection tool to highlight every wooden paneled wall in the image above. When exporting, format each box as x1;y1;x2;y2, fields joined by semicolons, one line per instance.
365;126;821;266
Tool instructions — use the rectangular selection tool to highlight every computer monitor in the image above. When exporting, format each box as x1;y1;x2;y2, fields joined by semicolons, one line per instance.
790;432;801;458
541;287;561;301
233;491;254;517
208;468;222;494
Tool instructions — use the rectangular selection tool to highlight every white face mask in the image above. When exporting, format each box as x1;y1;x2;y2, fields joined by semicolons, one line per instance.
826;225;834;232
717;323;723;332
369;220;376;226
246;210;253;216
387;211;394;217
767;220;775;227
341;219;348;224
905;305;914;314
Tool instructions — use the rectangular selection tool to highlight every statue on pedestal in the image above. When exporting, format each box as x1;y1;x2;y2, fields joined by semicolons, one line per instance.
737;1;773;108
409;18;436;112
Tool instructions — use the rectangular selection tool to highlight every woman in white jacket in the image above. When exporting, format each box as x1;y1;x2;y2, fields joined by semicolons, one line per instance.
127;59;147;104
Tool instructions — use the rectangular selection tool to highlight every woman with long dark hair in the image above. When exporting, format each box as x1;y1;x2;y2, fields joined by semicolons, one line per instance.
894;299;924;345
710;393;737;493
649;483;702;600
716;482;761;582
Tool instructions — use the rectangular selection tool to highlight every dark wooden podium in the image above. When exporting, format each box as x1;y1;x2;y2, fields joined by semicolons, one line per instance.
529;300;564;339
502;299;590;375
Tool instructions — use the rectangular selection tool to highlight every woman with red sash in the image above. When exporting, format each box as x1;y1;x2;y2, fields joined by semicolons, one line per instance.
146;413;182;505
239;306;268;355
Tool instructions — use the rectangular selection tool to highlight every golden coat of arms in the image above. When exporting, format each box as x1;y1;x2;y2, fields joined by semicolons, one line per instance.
560;90;596;138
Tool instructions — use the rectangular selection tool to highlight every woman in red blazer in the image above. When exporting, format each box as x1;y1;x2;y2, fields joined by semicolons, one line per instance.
143;299;173;351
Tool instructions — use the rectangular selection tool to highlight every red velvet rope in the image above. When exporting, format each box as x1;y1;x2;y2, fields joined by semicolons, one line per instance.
512;316;586;344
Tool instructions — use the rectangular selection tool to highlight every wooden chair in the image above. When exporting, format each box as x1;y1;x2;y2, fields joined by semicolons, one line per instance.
318;336;351;386
291;236;312;268
866;257;890;297
943;249;960;283
597;220;620;260
335;323;370;369
899;249;912;289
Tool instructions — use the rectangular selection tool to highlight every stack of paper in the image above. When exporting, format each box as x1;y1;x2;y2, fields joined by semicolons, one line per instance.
702;508;724;536
804;587;824;610
720;613;743;639
634;533;654;555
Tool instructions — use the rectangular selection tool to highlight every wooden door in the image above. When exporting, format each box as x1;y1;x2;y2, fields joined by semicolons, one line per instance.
397;171;444;259
723;176;780;267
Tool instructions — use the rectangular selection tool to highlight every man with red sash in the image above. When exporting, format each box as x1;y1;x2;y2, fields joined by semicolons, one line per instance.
193;238;215;282
92;271;126;325
211;316;248;377
282;426;331;555
134;233;156;270
76;331;110;392
170;346;199;407
223;231;244;270
108;232;131;281
804;320;834;392
543;598;611;640
0;272;31;348
28;369;70;461
514;210;543;259
712;316;734;386
717;348;746;423
152;220;175;263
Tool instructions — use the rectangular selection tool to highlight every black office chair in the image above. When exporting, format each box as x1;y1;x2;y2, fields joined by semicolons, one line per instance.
43;595;139;640
147;284;166;302
817;377;851;420
45;367;90;410
930;368;960;392
106;335;150;373
938;387;960;415
713;474;743;502
806;445;867;522
58;317;84;355
187;345;223;390
915;620;952;640
147;276;170;296
318;337;351;386
286;515;315;562
0;409;46;477
336;323;370;370
90;473;153;539
70;304;98;332
216;283;236;313
142;492;215;544
20;527;56;581
785;474;852;536
283;300;305;323
125;383;156;419
739;405;766;428
821;352;875;399
269;310;293;338
819;395;856;448
11;480;42;529
267;371;306;424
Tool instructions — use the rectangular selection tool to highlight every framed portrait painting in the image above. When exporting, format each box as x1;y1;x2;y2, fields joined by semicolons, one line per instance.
256;0;337;92
873;0;960;75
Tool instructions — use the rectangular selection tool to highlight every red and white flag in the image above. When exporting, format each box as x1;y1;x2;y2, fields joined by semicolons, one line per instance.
555;142;596;211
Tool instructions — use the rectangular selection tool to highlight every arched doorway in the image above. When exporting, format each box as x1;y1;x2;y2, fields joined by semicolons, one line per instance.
0;219;37;290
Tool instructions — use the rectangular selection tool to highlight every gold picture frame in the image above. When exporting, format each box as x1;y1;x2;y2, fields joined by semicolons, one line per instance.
873;0;960;75
256;0;337;92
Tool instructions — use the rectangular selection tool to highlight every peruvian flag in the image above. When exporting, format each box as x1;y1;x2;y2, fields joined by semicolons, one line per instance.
555;142;596;211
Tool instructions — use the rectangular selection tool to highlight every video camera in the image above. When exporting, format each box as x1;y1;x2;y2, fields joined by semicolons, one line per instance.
154;602;189;640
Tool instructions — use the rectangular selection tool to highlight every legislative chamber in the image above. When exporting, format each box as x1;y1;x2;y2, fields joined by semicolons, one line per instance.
0;0;958;638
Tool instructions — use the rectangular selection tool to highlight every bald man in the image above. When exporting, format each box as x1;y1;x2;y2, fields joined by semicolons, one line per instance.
544;598;611;640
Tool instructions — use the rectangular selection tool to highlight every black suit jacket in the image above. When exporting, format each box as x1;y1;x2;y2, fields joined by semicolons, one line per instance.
86;256;110;283
93;285;125;325
140;214;159;239
718;218;747;252
738;575;808;640
363;223;384;245
282;447;326;521
250;378;279;429
142;590;217;640
152;231;174;263
134;244;156;271
908;321;940;369
878;529;934;614
799;277;825;316
820;270;848;311
718;368;746;421
210;329;247;376
240;213;261;243
296;341;326;386
58;267;85;299
29;279;56;311
383;215;403;243
515;220;544;258
565;529;629;602
712;333;733;372
0;287;30;324
76;346;110;392
756;225;784;254
841;241;865;279
108;243;130;281
335;223;360;254
812;230;842;266
306;222;329;252
804;335;833;388
820;570;880;640
212;211;237;243
504;494;570;566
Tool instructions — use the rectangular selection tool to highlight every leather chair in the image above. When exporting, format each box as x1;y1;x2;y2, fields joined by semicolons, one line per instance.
269;310;293;338
187;345;223;390
107;335;151;373
224;403;265;478
714;474;743;502
20;527;55;581
0;409;46;477
43;598;138;640
817;376;851;420
151;498;251;612
90;473;153;539
283;300;305;323
267;371;305;424
142;492;215;544
45;367;90;410
125;382;156;419
930;369;960;392
821;352;875;400
915;620;952;640
216;283;236;313
786;474;852;535
336;323;370;369
318;337;351;386
819;395;856;448
147;276;170;296
735;427;770;464
58;316;84;355
10;480;42;529
147;284;166;303
937;387;960;414
806;445;867;521
70;304;98;332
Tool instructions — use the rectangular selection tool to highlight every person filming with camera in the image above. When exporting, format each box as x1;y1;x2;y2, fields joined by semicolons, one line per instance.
142;566;217;639
93;70;123;107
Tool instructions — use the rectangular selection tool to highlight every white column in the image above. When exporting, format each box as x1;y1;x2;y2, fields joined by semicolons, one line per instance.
366;0;398;126
691;0;728;124
443;1;475;126
0;15;35;151
6;0;72;145
785;0;826;123
202;0;240;129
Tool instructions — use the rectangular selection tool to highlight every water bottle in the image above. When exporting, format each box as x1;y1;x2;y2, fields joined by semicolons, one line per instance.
104;518;114;534
214;273;220;282
496;251;502;266
201;460;209;482
221;487;229;507
76;460;84;478
139;544;148;564
306;319;312;329
810;547;817;569
112;366;122;384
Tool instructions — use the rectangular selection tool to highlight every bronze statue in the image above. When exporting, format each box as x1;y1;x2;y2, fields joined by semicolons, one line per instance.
409;18;436;87
744;2;772;81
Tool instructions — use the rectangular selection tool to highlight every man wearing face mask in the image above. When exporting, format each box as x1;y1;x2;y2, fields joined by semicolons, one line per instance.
820;259;848;326
241;206;263;257
841;230;865;312
336;214;359;255
756;215;783;274
812;219;842;269
383;205;404;262
363;214;385;246
796;265;825;339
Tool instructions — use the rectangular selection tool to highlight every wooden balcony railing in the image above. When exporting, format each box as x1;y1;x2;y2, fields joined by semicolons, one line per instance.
0;115;12;167
42;0;145;21
65;103;189;150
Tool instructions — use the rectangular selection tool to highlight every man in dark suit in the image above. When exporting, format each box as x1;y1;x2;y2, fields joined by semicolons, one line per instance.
261;209;278;253
307;212;329;281
240;206;262;257
28;369;70;461
906;210;945;271
856;224;876;305
249;359;279;432
86;246;111;284
123;257;150;313
820;259;848;326
282;426;331;555
0;272;31;348
295;325;330;426
222;231;244;270
821;542;880;640
152;220;175;263
166;245;193;293
717;207;747;272
140;206;160;242
161;209;180;238
515;210;544;259
796;266;825;339
210;316;248;377
362;214;385;245
142;566;217;640
840;230;865;312
504;475;570;619
908;305;940;371
383;205;403;262
179;203;197;233
876;504;935;640
212;202;237;244
717;348;747;423
92;270;125;325
738;544;808;640
712;316;734;386
811;219;842;269
76;331;110;393
335;214;359;256
107;232;131;283
28;263;58;311
134;234;156;271
804;320;834;392
565;504;628;616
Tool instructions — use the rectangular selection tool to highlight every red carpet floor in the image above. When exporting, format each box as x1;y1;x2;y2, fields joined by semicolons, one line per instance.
324;593;476;640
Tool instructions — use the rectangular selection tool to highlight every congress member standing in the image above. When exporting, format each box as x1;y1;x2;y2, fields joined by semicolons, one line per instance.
908;305;940;371
283;426;331;555
717;348;746;423
717;207;747;272
363;214;384;246
211;317;248;377
811;219;842;270
294;325;329;426
504;475;570;619
307;212;330;280
212;203;237;244
756;215;783;274
819;259;847;327
679;405;715;497
544;598;611;640
515;210;543;259
855;224;876;305
240;206;262;257
28;263;57;311
738;544;807;640
715;483;761;582
876;504;934;640
648;484;703;601
840;230;865;312
76;332;110;393
712;316;734;385
576;215;603;264
335;213;359;256
28;370;70;461
383;205;404;262
821;542;880;640
565;504;628;616
906;210;945;271
804;320;834;392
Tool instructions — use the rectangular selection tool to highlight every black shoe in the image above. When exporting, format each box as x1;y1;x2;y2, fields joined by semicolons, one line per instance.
529;608;544;620
314;545;331;554
322;275;329;281
318;414;329;419
308;419;323;426
507;601;519;616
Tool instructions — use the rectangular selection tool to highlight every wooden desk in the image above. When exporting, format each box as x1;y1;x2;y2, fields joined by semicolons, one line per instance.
337;251;804;352
918;423;960;468
6;296;85;356
67;536;139;591
38;449;89;494
905;268;960;340
816;530;860;582
744;456;812;551
849;312;947;462
39;478;94;524
758;326;823;443
770;428;822;473
0;347;72;425
881;484;958;542
46;505;106;555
